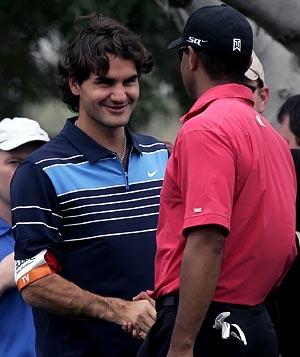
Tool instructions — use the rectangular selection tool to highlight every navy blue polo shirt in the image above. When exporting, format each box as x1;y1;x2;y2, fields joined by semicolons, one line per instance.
11;118;169;356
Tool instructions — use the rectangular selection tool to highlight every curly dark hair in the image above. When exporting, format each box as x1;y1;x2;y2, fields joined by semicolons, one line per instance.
56;14;154;112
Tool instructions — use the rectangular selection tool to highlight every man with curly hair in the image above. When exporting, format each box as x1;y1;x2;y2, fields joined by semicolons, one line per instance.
10;14;168;356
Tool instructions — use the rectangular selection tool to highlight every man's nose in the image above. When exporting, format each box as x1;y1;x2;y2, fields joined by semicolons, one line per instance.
111;84;127;102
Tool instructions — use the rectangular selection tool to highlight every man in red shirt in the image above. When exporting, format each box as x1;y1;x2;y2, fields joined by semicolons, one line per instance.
137;5;297;357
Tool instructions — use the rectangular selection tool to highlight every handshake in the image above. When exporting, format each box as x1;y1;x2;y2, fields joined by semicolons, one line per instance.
120;291;156;340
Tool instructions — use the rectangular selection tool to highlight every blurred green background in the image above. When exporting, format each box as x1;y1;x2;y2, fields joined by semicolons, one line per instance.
0;0;189;139
2;0;300;139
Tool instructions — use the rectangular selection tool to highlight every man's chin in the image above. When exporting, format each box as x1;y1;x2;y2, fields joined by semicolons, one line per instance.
105;117;130;128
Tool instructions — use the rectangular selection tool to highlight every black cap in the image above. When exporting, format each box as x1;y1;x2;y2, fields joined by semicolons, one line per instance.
167;4;253;57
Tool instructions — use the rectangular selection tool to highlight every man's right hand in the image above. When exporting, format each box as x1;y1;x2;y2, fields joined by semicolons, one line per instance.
133;290;155;307
19;273;156;338
122;291;156;339
117;298;156;339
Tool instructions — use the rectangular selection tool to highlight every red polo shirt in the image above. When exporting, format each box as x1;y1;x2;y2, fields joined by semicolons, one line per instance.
154;84;297;306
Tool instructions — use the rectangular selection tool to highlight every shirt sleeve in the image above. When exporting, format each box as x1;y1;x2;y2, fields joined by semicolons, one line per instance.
11;161;63;261
175;127;236;236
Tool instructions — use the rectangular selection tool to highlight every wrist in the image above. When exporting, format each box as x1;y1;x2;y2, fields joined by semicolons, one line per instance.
96;296;126;325
168;341;194;356
169;329;195;353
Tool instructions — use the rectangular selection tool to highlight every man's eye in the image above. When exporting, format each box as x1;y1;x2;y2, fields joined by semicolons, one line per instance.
124;76;138;85
9;160;22;165
95;78;113;85
124;80;135;86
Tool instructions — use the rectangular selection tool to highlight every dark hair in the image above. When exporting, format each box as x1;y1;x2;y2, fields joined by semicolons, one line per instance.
256;78;264;89
277;95;300;145
195;49;250;83
57;14;153;112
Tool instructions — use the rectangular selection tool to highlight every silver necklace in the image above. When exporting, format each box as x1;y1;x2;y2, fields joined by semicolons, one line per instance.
75;120;127;163
119;134;127;163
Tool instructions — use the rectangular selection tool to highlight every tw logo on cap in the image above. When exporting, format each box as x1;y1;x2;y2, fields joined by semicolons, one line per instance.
233;38;241;52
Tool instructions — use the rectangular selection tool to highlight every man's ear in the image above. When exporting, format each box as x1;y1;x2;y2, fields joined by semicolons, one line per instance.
258;86;270;113
188;46;198;71
69;77;80;96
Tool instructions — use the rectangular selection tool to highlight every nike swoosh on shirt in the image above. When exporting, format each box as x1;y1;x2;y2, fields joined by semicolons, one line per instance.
147;169;159;177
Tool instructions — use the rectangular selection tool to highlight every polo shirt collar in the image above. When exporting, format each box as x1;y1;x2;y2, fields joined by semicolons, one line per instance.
60;117;142;163
180;83;254;124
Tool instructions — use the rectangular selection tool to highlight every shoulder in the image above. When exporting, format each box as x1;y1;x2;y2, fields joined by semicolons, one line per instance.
131;132;168;154
183;98;255;140
132;131;165;145
25;133;82;169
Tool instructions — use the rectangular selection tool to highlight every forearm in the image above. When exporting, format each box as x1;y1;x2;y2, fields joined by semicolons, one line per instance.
22;273;156;333
0;253;15;296
169;227;224;354
22;273;126;324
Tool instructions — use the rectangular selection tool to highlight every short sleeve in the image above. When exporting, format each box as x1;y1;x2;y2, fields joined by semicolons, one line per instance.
11;161;62;260
175;128;236;235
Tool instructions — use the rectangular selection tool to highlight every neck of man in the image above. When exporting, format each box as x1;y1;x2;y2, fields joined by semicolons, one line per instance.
0;200;11;225
192;68;217;99
75;118;127;157
195;78;238;100
194;60;239;99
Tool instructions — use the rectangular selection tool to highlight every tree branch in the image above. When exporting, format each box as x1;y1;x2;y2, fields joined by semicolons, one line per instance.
223;0;300;58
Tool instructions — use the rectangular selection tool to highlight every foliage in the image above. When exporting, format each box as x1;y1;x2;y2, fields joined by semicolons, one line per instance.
169;0;193;7
0;0;190;131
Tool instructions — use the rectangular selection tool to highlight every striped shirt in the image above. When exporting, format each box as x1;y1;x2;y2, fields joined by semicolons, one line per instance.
11;118;169;356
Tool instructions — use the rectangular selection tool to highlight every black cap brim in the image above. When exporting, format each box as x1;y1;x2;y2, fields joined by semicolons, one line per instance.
166;37;183;50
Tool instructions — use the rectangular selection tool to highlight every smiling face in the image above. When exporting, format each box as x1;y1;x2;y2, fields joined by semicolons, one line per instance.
69;55;140;131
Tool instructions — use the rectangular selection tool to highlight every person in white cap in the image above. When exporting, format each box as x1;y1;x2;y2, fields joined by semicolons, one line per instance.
0;117;49;357
244;51;270;114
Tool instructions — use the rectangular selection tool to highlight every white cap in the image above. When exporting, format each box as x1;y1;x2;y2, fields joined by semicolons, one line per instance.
244;51;265;85
0;117;49;151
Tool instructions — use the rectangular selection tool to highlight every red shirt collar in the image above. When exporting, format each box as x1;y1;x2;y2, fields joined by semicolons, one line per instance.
180;83;254;123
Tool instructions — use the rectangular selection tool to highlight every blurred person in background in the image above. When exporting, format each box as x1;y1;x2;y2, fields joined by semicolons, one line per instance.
277;95;300;148
243;50;269;114
277;96;300;232
277;96;300;229
245;52;300;357
0;117;49;357
276;95;300;357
